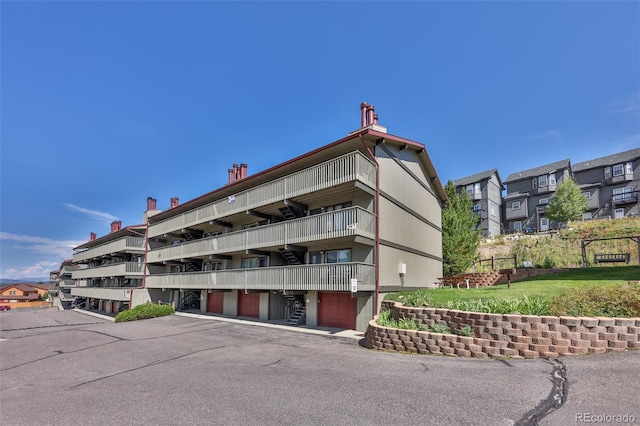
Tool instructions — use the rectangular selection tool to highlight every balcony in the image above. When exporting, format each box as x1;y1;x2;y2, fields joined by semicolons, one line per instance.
612;191;638;206
148;151;377;238
73;236;145;263
147;206;375;263
145;262;375;292
59;279;76;288
71;287;132;301
72;262;144;280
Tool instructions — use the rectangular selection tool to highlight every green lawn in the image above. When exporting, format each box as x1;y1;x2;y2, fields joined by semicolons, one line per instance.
386;266;640;306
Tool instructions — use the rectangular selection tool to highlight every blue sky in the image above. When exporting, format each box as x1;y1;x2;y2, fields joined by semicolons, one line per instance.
1;1;638;280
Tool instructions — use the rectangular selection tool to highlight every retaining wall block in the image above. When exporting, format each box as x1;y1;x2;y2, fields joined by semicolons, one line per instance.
588;347;607;354
615;318;636;327
508;342;529;352
471;351;488;359
560;317;581;327
428;345;441;353
581;318;599;327
570;339;591;348
608;340;628;349
569;346;589;355
540;316;561;325
608;326;628;334
521;350;538;359
455;348;471;357
549;345;570;355
596;317;616;327
618;334;638;342
441;347;455;355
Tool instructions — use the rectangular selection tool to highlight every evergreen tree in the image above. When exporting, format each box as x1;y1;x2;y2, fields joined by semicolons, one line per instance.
442;181;480;276
545;179;588;225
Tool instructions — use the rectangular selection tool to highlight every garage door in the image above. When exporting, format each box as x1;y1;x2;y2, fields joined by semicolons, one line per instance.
237;292;259;318
207;292;224;314
318;292;356;329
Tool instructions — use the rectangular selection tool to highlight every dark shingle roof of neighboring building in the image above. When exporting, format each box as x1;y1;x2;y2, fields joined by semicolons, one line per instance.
503;191;530;200
573;148;640;172
451;168;502;187
504;159;571;183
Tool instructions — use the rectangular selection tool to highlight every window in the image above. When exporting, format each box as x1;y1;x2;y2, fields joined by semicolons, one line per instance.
472;205;482;213
613;164;624;177
583;212;592;220
582;191;591;200
308;252;322;264
326;249;351;263
474;182;481;194
604;167;611;179
513;221;522;232
549;174;556;186
532;178;537;189
613;187;633;202
203;261;223;271
241;257;268;268
310;202;352;216
538;175;548;187
538;198;549;205
511;201;521;210
466;185;473;196
626;162;633;174
9;290;16;295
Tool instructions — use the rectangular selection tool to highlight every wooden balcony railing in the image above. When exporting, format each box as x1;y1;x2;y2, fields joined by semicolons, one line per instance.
148;151;377;238
73;236;145;263
71;262;144;279
145;262;375;292
147;206;375;263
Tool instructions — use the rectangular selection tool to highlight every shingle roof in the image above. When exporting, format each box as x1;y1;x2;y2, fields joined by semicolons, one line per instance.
504;159;571;183
451;168;502;187
573;148;640;172
503;191;530;200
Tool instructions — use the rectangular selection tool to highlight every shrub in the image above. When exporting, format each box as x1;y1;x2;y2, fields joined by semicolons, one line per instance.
429;324;451;334
401;289;433;307
458;325;474;337
549;282;640;317
114;303;175;323
376;310;427;331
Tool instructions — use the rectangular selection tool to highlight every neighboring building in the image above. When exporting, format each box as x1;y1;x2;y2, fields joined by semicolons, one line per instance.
70;221;146;314
452;169;504;237
0;283;48;305
55;259;77;308
503;159;572;233
573;148;640;220
114;103;447;331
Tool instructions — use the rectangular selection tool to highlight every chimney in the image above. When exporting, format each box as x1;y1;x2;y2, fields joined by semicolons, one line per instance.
110;221;122;233
228;168;234;183
170;197;180;208
90;232;97;241
373;113;379;125
240;164;247;179
360;102;368;127
367;104;375;127
146;197;157;212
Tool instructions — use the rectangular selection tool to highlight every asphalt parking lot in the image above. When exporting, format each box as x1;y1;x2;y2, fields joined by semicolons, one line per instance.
1;308;638;425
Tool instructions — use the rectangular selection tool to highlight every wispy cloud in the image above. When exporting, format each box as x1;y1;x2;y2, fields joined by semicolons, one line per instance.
0;232;86;279
529;130;562;141
63;203;118;223
606;92;640;115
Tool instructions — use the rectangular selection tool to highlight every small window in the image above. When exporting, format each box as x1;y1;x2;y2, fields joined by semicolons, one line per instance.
241;257;268;268
474;182;481;194
583;212;592;220
613;164;624;177
326;249;351;264
604;167;611;179
538;198;549;205
511;201;521;210
472;205;482;213
532;178;537;189
538;175;548;187
626;162;633;174
308;252;322;264
466;185;473;196
549;174;556;186
582;191;591;200
513;221;522;232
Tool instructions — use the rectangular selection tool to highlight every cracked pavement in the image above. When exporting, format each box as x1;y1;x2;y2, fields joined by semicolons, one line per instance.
1;308;638;425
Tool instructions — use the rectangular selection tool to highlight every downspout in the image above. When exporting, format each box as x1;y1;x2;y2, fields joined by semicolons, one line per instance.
129;221;150;309
358;134;381;315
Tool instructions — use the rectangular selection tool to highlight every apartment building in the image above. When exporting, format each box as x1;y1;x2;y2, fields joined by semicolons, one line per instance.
573;148;640;220
503;159;572;233
120;104;447;331
452;169;504;237
70;221;146;314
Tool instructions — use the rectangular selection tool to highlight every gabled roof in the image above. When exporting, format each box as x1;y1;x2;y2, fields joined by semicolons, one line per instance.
1;283;39;293
504;159;571;183
74;224;146;251
451;168;502;188
573;148;640;172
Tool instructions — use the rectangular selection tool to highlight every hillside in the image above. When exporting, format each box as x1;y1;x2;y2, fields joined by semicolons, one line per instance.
477;217;640;269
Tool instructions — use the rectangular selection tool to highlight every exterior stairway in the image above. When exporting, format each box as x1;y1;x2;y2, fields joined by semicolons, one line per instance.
285;306;306;326
278;248;302;265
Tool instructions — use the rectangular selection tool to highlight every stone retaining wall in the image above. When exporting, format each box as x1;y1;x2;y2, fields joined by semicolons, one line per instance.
365;301;640;359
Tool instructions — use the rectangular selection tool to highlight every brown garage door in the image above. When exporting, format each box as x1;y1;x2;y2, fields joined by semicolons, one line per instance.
318;292;356;329
207;292;224;314
237;292;259;318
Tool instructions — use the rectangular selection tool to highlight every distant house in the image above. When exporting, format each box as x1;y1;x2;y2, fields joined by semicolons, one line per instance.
573;148;640;220
452;169;504;237
503;159;572;232
0;283;47;303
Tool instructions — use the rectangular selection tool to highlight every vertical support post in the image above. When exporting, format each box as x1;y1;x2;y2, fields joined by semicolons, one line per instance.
491;255;495;271
581;241;587;268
